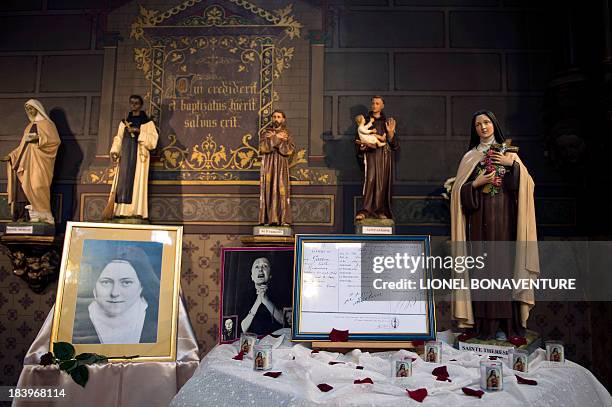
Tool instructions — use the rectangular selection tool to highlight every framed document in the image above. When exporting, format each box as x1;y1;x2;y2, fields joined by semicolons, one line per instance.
292;234;436;342
220;247;294;343
51;222;183;361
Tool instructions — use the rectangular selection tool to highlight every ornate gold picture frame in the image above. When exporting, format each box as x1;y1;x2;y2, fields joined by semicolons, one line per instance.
50;222;183;362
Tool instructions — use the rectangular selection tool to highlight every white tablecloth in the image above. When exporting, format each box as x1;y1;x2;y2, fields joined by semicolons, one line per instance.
15;301;200;407
171;330;611;407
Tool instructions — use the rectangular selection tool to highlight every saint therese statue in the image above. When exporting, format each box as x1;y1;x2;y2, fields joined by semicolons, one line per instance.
258;110;294;226
451;110;539;340
1;99;60;224
354;96;399;222
104;95;158;220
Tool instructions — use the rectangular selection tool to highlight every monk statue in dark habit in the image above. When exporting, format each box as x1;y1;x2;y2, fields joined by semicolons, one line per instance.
258;110;295;226
103;95;158;221
355;96;399;222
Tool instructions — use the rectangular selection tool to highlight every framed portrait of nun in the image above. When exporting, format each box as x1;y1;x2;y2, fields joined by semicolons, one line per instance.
50;222;183;361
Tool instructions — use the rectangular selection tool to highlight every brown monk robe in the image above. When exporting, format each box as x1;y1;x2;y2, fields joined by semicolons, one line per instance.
355;97;399;221
460;161;525;339
258;120;295;226
356;110;399;220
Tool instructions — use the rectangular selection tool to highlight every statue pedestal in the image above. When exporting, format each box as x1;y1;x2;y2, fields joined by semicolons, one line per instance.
252;225;293;237
1;222;55;236
240;235;294;246
240;226;294;246
457;329;541;358
355;218;395;235
0;233;63;294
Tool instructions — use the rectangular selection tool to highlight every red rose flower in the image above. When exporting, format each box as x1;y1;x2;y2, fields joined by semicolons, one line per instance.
40;352;55;366
492;176;502;187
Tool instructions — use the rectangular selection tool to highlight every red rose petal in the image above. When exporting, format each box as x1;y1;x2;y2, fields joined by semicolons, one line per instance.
232;350;244;360
354;377;374;385
406;388;428;403
329;328;349;342
488;356;501;360
263;371;282;378
432;366;449;377
432;365;451;382
508;336;527;347
516;375;537;385
317;383;333;392
328;361;344;365
311;350;319;354
462;387;484;398
356;365;364;370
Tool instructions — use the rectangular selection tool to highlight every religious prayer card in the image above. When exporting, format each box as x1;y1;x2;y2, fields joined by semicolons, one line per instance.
292;235;436;341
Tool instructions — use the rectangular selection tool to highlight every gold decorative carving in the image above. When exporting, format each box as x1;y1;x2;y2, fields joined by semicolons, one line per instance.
83;150;330;184
161;133;258;171
131;1;302;40
274;46;294;78
292;167;332;184
0;235;62;294
182;5;249;26
272;4;302;39
81;193;333;225
151;35;285;82
131;5;159;41
134;47;152;80
125;1;317;184
85;165;116;184
160;133;307;172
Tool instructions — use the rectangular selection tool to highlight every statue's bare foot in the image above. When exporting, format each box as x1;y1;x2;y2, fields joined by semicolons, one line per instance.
355;213;366;221
377;213;388;219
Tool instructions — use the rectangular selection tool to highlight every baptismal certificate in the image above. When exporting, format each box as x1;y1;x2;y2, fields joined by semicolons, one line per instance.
292;235;436;341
